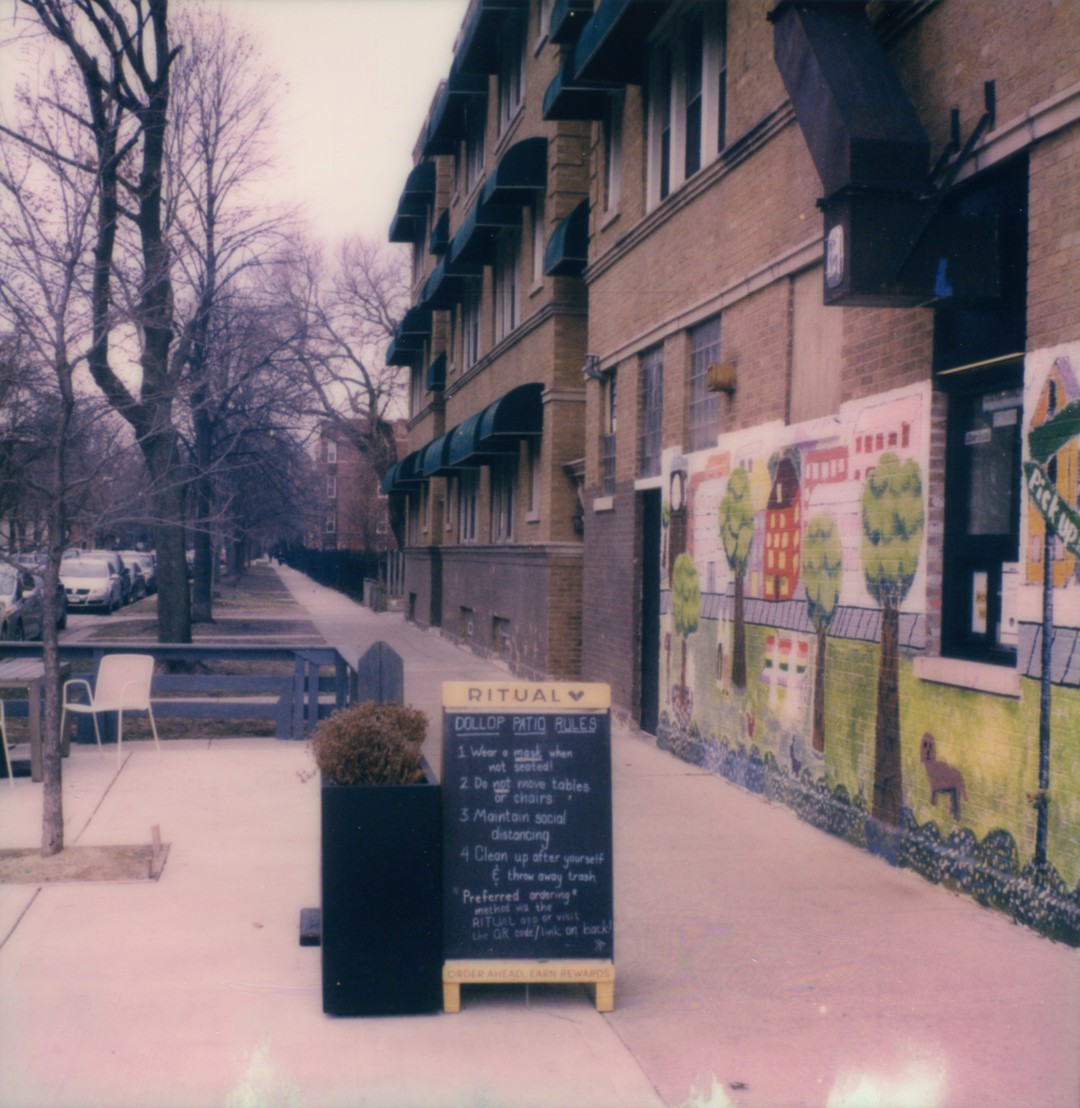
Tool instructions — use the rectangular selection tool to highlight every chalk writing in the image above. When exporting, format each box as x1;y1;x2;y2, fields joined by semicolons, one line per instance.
443;704;614;960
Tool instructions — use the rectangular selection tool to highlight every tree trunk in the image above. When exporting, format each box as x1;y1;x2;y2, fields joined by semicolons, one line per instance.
144;431;192;644
812;622;827;754
872;601;903;825
732;572;747;691
40;510;66;857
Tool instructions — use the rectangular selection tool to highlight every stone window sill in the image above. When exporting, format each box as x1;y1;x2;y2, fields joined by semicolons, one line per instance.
913;655;1021;698
593;496;614;512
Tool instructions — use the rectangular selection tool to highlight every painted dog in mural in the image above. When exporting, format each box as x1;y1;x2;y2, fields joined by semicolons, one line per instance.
920;731;968;820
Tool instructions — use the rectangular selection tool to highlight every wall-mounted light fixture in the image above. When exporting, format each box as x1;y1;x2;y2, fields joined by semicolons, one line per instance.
582;353;604;380
706;362;737;394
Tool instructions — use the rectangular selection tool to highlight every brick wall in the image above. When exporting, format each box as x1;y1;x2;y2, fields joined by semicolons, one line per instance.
1029;127;1080;351
582;484;640;714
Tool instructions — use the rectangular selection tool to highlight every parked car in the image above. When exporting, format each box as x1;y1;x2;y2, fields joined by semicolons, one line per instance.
63;549;131;605
118;551;156;595
0;561;45;641
128;562;147;602
60;557;122;614
20;568;67;632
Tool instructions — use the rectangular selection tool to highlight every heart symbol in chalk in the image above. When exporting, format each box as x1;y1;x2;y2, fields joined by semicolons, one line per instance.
568;690;585;701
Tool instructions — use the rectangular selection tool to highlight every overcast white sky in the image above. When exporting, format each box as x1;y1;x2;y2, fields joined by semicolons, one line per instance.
220;0;469;244
0;0;470;246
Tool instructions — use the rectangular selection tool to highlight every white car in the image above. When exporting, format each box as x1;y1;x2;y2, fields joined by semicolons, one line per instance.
60;558;122;614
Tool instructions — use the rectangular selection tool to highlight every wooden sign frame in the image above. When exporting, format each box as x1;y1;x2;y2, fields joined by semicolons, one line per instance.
441;681;614;1012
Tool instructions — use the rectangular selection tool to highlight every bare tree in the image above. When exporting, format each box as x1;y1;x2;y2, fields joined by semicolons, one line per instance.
274;235;411;541
162;5;291;620
13;0;195;643
0;62;104;853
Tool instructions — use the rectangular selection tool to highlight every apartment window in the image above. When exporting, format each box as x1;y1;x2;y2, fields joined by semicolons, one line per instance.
325;440;337;464
531;197;545;287
639;346;663;478
688;316;721;451
790;266;843;423
647;2;728;209
497;11;525;135
494;230;519;341
325;510;336;535
459;469;479;542
527;438;541;516
326;474;337;499
490;456;516;543
601;371;617;496
461;293;481;369
445;476;456;532
463;99;486;194
409;363;425;418
603;93;624;214
683;9;704;178
407;494;422;545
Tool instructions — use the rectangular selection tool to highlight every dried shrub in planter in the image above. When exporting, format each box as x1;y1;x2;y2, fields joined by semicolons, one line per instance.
311;700;428;786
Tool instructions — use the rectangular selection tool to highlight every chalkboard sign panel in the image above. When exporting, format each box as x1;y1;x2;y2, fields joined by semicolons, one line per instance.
442;682;613;961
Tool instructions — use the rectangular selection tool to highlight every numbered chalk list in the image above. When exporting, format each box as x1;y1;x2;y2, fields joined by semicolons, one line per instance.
442;682;613;961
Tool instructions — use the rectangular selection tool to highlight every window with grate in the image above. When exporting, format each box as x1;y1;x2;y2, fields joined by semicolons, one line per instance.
639;346;664;478
688;316;721;451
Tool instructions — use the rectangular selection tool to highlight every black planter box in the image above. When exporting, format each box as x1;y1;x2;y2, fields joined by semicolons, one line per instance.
320;760;442;1016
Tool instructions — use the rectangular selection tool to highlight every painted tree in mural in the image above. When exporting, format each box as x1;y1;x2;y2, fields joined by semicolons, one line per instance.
670;554;701;726
719;467;755;691
803;514;843;754
861;454;924;825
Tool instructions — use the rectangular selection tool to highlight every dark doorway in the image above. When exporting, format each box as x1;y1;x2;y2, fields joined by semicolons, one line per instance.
639;489;662;734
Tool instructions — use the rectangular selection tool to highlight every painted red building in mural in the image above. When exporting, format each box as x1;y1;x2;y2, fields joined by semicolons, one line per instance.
764;455;801;601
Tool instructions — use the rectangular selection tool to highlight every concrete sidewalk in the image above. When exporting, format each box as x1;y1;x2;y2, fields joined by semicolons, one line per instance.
0;565;1076;1108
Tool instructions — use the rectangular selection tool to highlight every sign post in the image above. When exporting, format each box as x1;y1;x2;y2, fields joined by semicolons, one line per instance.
441;681;614;1012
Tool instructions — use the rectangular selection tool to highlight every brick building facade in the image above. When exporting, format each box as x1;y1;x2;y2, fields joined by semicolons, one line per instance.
386;0;1080;938
314;420;405;552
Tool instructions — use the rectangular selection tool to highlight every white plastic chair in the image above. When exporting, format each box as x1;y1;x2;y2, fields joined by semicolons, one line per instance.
61;654;160;768
1;700;12;788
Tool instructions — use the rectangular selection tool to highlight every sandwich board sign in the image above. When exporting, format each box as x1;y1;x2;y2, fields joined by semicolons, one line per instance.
441;681;614;1012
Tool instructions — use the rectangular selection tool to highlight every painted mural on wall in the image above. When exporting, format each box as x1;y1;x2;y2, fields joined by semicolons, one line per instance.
656;358;1080;945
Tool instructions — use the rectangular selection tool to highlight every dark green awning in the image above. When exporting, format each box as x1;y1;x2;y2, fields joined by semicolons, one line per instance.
379;450;425;493
420;256;483;311
398;306;432;344
477;383;544;442
420;432;455;478
542;57;618;121
423;72;488;157
453;0;527;77
480;137;548;207
449;199;521;265
544;199;589;277
388;162;435;243
549;0;593;43
573;0;667;85
385;338;421;367
446;383;544;467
